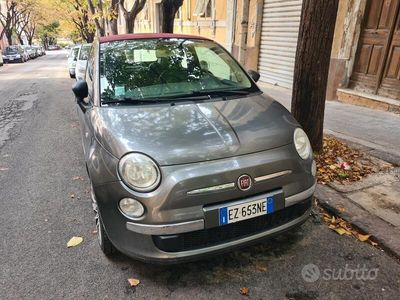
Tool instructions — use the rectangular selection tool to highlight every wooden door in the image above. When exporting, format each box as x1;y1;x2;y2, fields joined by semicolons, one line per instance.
380;9;400;98
350;0;400;99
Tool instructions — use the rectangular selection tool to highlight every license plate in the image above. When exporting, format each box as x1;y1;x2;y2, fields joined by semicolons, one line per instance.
219;196;276;226
9;58;14;61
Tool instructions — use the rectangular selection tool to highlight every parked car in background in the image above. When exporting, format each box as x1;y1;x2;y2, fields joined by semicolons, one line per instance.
32;46;44;57
72;33;316;263
24;46;36;59
39;46;46;56
48;45;61;50
3;45;26;63
67;45;80;78
74;43;91;81
22;46;32;60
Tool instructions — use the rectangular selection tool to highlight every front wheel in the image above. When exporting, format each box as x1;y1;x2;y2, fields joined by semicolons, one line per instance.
92;185;116;256
96;214;116;256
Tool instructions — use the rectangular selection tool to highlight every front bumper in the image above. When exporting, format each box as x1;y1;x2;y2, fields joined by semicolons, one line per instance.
90;141;315;263
94;188;312;263
126;183;315;235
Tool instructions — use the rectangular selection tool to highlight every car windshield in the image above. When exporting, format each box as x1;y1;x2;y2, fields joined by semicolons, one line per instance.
100;38;258;103
5;47;18;54
79;45;91;60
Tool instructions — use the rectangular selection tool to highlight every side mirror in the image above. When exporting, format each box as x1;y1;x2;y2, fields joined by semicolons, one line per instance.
72;80;88;102
248;69;260;82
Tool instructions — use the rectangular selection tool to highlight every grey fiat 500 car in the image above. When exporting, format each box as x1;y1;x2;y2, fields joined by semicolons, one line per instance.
72;33;316;263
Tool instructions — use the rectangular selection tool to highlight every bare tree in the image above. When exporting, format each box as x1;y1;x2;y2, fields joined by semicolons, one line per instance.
87;0;105;36
0;1;21;45
107;0;119;35
71;0;95;42
15;11;30;44
291;0;339;152
160;0;183;33
87;0;119;36
119;0;146;33
23;19;36;45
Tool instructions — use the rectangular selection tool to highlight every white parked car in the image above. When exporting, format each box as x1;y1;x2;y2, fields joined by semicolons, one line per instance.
67;45;80;78
75;43;91;81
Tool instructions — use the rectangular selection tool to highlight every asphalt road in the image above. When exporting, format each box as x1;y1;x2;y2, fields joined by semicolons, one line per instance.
0;51;399;299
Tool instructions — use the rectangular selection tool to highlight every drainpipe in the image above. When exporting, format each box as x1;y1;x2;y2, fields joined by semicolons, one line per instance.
237;0;250;65
226;0;237;52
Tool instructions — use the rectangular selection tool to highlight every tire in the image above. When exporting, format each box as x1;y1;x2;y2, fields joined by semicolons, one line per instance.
97;214;117;256
69;72;75;79
91;184;117;256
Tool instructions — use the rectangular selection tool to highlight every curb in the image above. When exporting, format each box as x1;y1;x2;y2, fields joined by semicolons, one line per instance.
314;184;400;260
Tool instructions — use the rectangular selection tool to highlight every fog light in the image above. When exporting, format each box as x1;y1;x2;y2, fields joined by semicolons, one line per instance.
119;198;144;218
311;160;317;177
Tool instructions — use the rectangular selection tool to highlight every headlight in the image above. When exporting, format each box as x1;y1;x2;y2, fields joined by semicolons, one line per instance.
294;128;312;160
118;153;161;192
15;54;20;58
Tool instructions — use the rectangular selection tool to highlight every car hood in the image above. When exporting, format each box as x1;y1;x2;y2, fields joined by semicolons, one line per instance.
90;93;299;166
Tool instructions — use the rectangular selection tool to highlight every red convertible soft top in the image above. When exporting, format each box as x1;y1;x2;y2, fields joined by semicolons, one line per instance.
99;33;211;43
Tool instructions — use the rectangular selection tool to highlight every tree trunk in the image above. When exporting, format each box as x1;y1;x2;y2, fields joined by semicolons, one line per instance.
290;0;338;152
161;0;183;33
6;31;12;45
119;0;147;34
108;0;119;35
108;18;118;35
28;35;33;45
87;0;105;36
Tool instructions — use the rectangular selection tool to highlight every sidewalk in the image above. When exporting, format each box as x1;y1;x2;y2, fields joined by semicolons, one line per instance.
259;83;400;258
259;83;400;164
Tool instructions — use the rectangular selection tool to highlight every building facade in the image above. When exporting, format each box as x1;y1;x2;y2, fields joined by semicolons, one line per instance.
117;0;399;106
329;0;400;108
118;0;232;50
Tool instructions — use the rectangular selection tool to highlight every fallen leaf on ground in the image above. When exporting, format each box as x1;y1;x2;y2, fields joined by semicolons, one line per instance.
255;263;267;272
128;278;140;287
370;241;378;246
0;167;9;171
240;287;249;296
331;226;352;236
72;176;84;181
67;236;83;248
314;136;383;184
70;193;75;199
357;234;371;242
91;230;97;235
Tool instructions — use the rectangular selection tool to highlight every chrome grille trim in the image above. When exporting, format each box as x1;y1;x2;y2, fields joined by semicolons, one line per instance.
254;170;292;183
187;182;235;195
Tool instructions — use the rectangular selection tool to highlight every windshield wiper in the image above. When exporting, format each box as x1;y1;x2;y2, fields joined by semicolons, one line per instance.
189;89;252;97
102;98;162;105
102;94;210;105
101;89;252;105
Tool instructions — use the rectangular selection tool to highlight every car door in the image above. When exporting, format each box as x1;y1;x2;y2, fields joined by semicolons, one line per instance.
76;43;96;162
